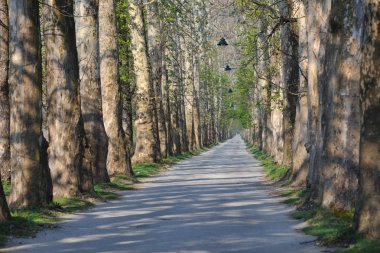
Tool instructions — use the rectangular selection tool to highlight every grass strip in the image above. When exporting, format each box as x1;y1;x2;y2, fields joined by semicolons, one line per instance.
245;141;380;252
247;144;289;180
0;146;210;247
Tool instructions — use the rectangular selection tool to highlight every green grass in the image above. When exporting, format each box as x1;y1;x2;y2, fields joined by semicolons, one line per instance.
0;198;94;247
336;239;380;253
247;144;289;180
293;208;356;246
280;188;309;206
133;163;161;179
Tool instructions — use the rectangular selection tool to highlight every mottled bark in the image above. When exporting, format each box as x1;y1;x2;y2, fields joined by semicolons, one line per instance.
147;2;166;158
280;0;299;167
123;85;135;158
43;0;82;197
171;83;182;155
99;0;132;175
162;61;173;156
9;0;49;208
128;0;156;163
0;0;10;219
305;0;323;202
355;1;380;241
193;57;202;149
317;0;362;210
291;0;308;186
75;0;109;183
0;0;10;182
184;46;195;151
258;19;272;154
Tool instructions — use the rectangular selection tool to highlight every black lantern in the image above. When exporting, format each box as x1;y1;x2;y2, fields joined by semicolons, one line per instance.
217;37;229;46
225;65;232;71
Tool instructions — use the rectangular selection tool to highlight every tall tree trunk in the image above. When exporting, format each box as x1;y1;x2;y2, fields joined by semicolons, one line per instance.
9;0;50;208
305;0;323;203
117;0;135;162
317;0;362;210
168;50;182;155
291;0;308;186
163;61;173;156
355;1;380;241
75;0;110;184
180;76;189;151
280;0;299;167
43;0;83;197
99;0;132;175
193;54;202;149
0;0;11;220
258;19;271;153
147;2;166;158
128;0;156;163
123;85;135;158
0;0;10;182
184;34;195;150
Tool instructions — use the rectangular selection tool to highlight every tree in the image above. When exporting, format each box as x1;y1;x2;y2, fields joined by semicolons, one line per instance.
75;0;110;183
147;1;167;158
0;0;11;220
8;0;50;208
279;0;299;168
355;1;380;241
128;0;156;163
0;0;10;181
99;0;132;176
117;0;135;164
43;0;83;197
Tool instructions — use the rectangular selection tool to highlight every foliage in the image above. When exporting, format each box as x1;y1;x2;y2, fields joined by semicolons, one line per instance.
2;181;10;196
230;63;255;128
116;0;134;87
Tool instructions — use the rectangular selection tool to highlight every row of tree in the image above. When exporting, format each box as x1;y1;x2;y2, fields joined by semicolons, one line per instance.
236;0;380;241
0;0;233;221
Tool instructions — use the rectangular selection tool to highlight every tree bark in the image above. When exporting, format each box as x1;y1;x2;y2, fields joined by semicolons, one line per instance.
147;2;166;158
280;0;299;167
305;0;323;203
0;0;11;220
0;0;10;182
43;0;83;197
317;0;362;210
9;0;50;208
129;0;157;163
291;0;308;186
99;0;132;175
162;61;173;156
75;0;110;184
355;0;380;241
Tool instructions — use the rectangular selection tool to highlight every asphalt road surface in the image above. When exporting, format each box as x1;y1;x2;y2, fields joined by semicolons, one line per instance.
2;136;332;253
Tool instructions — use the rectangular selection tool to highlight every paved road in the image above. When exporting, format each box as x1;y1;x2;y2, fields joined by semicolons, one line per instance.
3;136;331;253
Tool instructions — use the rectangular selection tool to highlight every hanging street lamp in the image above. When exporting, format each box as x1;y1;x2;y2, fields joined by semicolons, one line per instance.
217;37;229;46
